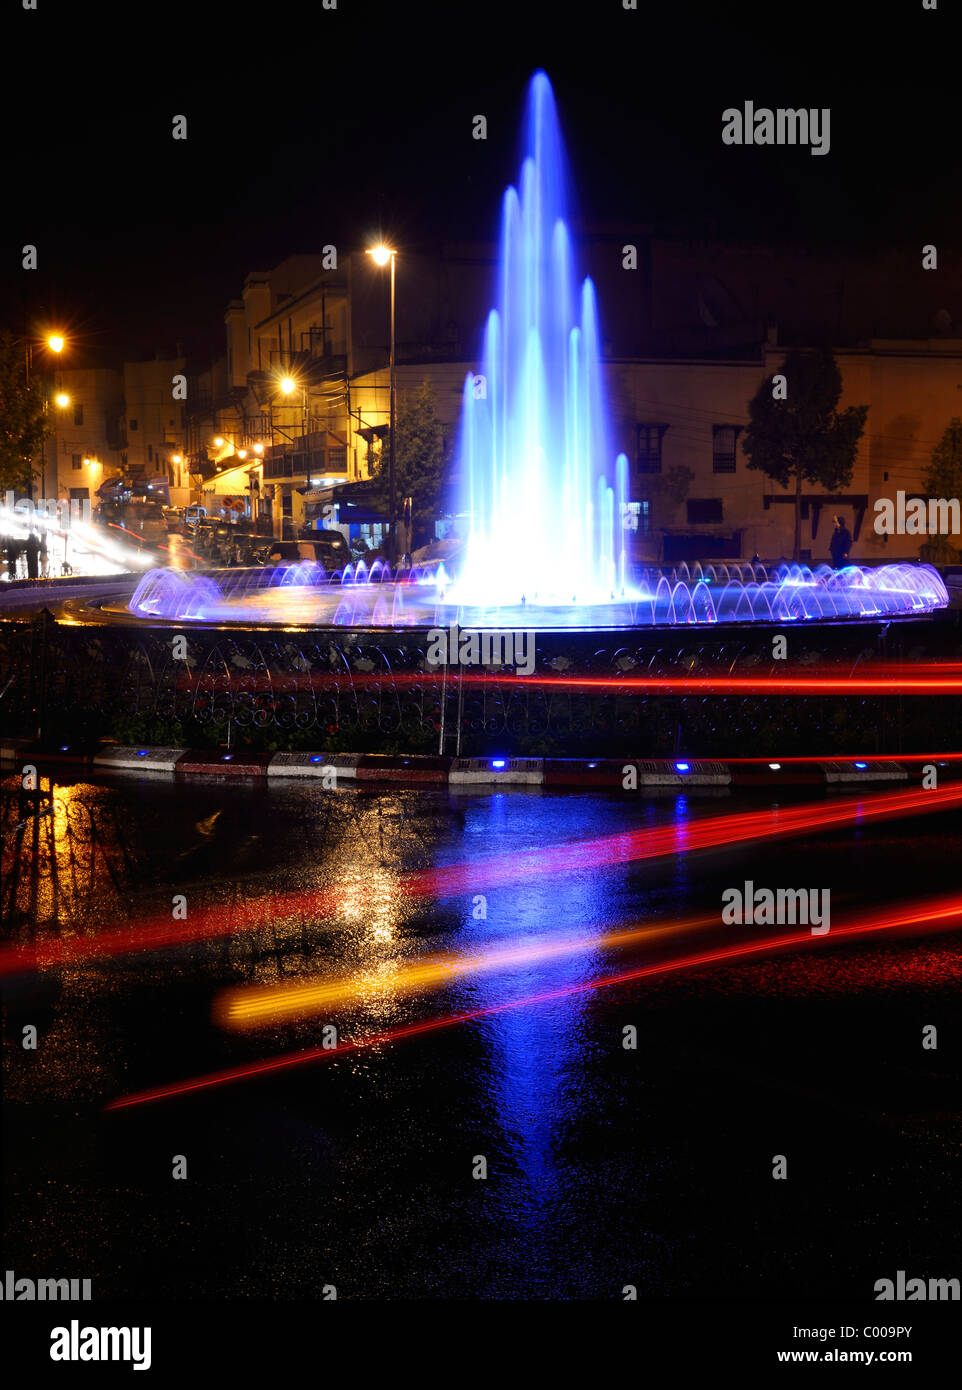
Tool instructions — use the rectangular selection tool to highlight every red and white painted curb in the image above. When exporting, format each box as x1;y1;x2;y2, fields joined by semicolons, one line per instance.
0;742;931;788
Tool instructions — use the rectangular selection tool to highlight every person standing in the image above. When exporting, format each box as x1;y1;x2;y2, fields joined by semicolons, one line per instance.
829;515;852;569
25;532;41;579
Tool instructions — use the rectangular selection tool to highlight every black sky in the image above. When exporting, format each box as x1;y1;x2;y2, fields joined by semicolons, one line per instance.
3;0;956;365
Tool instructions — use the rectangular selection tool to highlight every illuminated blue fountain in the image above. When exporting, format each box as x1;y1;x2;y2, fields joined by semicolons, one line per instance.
125;71;949;631
448;70;631;610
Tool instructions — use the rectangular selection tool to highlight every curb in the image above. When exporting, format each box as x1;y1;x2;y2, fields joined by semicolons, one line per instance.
0;743;945;788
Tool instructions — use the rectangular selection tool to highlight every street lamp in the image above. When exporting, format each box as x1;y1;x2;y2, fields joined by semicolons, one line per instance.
21;332;67;501
45;392;70;500
366;244;397;563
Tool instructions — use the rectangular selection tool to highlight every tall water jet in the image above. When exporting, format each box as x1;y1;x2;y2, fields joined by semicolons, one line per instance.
449;70;632;609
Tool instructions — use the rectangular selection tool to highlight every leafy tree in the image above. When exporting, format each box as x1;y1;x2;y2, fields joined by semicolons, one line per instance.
648;464;694;515
924;417;962;498
371;378;448;550
742;347;868;561
921;417;962;564
0;330;48;492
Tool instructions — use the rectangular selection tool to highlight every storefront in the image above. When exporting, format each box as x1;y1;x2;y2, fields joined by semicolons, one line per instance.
301;478;390;552
200;461;267;529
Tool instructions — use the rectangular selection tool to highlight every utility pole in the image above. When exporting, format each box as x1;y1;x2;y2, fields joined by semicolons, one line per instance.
389;250;397;566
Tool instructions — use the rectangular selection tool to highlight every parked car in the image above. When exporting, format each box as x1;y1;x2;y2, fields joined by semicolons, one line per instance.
256;533;351;572
193;518;218;557
206;524;262;566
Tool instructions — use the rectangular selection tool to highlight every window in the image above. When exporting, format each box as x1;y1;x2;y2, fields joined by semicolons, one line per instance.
73;403;83;426
687;498;724;525
71;454;82;470
148;444;153;463
129;419;138;430
712;425;740;473
638;423;667;474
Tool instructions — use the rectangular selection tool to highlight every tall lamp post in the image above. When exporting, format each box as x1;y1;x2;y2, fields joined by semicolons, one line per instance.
48;392;70;502
366;245;397;563
279;373;309;539
23;333;66;502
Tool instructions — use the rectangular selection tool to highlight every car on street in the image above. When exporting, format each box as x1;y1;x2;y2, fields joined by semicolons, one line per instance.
256;533;351;572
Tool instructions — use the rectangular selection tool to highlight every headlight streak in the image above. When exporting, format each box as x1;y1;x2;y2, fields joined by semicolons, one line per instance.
104;891;962;1110
4;781;962;978
214;913;719;1031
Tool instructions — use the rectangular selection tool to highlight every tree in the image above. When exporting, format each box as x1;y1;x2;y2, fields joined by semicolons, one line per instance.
924;417;962;498
648;464;694;514
921;417;962;564
0;330;48;493
742;347;867;561
371;378;448;551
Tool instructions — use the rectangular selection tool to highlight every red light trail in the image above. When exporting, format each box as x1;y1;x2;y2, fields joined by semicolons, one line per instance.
4;782;962;978
104;891;962;1109
718;753;962;765
174;664;962;696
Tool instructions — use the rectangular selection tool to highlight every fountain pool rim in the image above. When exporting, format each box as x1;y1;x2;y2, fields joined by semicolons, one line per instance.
114;560;951;633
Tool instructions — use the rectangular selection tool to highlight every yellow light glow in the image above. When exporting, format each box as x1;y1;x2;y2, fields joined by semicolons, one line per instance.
238;449;247;459
172;454;182;465
47;335;65;353
55;393;69;407
280;376;296;395
253;444;263;454
367;245;395;266
215;913;716;1031
214;437;224;447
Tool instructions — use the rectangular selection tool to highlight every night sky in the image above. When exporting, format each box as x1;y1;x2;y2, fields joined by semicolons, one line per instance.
3;0;956;365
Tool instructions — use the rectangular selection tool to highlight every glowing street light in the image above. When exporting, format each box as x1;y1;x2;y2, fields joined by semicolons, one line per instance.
214;437;224;447
365;243;398;561
279;376;296;395
21;333;70;502
55;393;70;408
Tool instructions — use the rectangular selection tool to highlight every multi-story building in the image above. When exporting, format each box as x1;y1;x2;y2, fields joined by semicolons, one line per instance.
189;234;962;554
604;336;962;564
45;367;124;503
122;353;188;504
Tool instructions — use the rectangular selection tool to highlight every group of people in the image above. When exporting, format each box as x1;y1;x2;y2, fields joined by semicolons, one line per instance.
1;532;47;580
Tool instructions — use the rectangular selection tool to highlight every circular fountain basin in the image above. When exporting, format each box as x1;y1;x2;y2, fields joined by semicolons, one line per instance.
122;561;949;631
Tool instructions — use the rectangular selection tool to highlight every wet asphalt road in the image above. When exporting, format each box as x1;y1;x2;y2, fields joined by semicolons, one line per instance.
2;772;960;1300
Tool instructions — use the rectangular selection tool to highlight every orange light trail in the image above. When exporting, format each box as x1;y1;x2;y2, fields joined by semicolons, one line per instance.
5;781;962;978
214;912;718;1030
105;891;962;1110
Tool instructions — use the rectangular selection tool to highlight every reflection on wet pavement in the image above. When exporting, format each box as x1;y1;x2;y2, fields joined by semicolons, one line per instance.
2;771;960;1299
